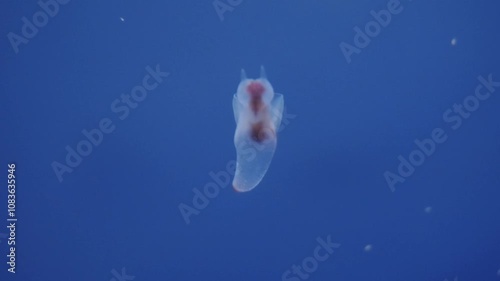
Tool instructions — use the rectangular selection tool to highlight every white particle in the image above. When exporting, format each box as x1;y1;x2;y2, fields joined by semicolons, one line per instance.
451;38;457;46
364;244;373;252
120;17;125;22
425;206;432;213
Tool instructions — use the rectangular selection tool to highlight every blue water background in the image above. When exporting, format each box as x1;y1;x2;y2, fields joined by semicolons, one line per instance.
0;0;499;280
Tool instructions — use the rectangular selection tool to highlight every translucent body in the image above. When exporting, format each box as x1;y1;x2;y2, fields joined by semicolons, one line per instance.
232;67;284;192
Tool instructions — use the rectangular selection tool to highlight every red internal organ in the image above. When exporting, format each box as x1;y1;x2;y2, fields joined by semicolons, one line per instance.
247;81;264;98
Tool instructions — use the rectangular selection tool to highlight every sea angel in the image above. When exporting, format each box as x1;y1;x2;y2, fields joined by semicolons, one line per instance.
232;66;284;192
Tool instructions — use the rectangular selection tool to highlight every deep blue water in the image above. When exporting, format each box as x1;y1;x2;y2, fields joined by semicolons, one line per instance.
1;0;500;280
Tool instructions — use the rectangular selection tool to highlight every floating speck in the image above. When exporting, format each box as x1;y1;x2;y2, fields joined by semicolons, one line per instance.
120;17;125;22
364;244;373;252
424;206;432;213
497;268;500;276
451;38;457;46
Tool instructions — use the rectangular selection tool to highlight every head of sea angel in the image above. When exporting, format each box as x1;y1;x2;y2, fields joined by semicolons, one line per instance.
236;66;274;104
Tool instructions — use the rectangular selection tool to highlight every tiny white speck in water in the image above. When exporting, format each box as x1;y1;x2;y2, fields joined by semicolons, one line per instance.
425;206;432;213
451;38;457;46
364;244;372;252
120;17;125;22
